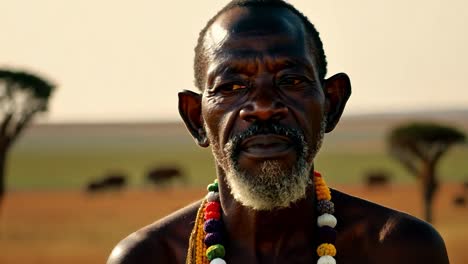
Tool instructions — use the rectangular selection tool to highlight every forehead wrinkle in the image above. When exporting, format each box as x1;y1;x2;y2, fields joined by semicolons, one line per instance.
207;52;316;82
207;53;259;81
268;55;315;75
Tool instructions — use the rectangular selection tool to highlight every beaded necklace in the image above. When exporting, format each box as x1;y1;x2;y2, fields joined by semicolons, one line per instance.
186;171;337;264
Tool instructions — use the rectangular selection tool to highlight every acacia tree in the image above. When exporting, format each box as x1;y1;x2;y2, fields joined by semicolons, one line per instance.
388;122;465;222
0;69;55;208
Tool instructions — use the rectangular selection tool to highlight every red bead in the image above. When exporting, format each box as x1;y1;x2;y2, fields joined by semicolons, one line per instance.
205;201;221;212
204;211;221;220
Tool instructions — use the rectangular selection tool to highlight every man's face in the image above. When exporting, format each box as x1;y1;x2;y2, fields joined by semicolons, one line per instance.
201;6;327;210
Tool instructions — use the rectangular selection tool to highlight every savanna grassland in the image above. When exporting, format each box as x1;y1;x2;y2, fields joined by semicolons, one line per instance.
1;185;467;264
0;111;467;263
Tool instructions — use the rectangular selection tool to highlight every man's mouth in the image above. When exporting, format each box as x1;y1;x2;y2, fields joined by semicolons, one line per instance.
240;134;294;159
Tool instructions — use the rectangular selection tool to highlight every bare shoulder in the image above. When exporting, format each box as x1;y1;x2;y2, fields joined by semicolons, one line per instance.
332;189;449;264
373;212;449;264
107;200;202;264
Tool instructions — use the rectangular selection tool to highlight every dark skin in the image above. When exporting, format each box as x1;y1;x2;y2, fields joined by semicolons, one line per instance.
108;6;449;264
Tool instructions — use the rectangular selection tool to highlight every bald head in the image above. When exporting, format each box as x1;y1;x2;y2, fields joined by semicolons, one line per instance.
215;5;302;36
204;6;306;56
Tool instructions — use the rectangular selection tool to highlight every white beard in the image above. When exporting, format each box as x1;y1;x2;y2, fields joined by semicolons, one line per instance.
219;119;327;211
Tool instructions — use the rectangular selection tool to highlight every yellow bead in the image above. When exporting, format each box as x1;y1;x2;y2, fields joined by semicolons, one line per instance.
317;243;337;257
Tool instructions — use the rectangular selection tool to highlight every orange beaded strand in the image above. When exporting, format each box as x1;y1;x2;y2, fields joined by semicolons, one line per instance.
196;216;208;263
186;200;208;264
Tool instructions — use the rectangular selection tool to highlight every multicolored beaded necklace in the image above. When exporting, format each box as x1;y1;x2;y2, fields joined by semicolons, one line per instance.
186;171;337;264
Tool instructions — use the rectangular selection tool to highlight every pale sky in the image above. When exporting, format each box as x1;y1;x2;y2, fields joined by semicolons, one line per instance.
1;0;467;123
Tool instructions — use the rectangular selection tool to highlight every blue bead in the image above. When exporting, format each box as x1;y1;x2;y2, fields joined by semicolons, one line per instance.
204;219;222;233
204;232;224;246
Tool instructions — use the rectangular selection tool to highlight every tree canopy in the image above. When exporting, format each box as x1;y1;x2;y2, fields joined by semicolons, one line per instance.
390;122;465;147
389;122;465;174
0;69;55;147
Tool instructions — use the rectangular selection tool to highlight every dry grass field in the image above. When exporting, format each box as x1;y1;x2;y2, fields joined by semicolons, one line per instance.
1;183;467;264
1;112;466;263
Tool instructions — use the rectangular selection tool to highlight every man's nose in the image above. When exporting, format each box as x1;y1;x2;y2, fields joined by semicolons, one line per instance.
239;92;288;123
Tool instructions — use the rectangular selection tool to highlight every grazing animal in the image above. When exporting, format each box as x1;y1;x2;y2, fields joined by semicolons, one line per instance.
86;173;127;193
453;195;466;207
365;171;391;188
146;167;184;186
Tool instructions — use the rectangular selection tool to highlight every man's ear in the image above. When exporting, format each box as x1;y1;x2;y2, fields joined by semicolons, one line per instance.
178;90;209;147
323;73;351;133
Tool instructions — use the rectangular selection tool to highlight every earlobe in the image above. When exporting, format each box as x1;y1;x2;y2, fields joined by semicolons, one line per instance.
323;73;351;133
197;127;210;147
178;90;210;147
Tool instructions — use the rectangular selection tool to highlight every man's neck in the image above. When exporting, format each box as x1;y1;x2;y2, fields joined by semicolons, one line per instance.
216;170;318;260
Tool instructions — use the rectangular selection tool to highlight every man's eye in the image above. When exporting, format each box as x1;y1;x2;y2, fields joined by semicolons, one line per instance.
278;77;306;87
232;84;247;90
218;83;247;92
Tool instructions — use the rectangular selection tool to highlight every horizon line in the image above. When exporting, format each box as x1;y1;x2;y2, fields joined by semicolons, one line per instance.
33;107;468;126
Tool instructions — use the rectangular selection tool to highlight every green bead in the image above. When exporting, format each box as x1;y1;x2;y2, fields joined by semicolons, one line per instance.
207;182;218;192
206;244;225;261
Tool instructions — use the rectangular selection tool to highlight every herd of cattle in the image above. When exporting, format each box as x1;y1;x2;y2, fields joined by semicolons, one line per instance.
85;167;468;207
85;166;184;192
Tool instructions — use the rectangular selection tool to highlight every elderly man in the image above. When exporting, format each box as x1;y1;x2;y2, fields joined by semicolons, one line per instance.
108;0;449;263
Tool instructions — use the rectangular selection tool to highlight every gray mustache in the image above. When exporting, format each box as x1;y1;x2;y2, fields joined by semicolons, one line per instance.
228;122;305;155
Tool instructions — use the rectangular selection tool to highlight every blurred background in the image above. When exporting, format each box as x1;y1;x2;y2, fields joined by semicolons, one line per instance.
0;0;467;263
